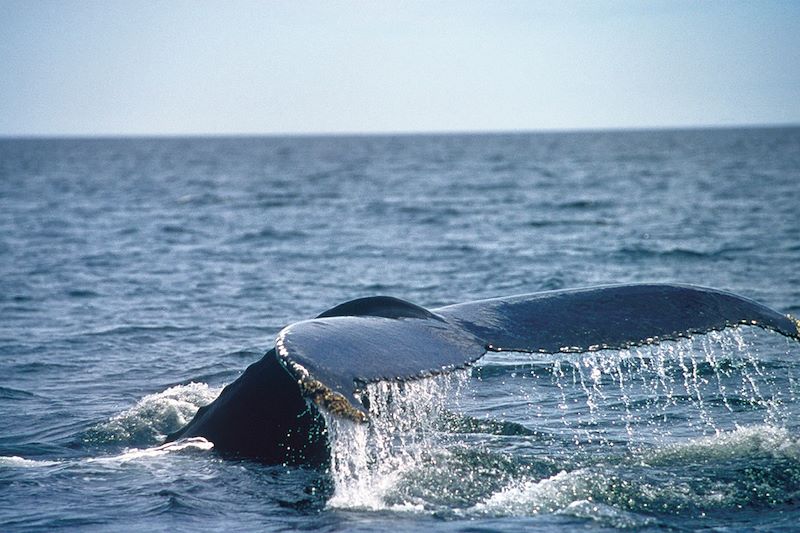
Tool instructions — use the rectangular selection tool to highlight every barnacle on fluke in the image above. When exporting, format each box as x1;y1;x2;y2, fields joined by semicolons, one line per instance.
277;338;368;423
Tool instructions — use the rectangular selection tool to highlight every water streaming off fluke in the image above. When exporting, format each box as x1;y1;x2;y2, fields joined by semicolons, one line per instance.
321;328;800;520
323;370;471;510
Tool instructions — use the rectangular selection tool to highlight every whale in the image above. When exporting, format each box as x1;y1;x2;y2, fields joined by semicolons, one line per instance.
165;284;800;464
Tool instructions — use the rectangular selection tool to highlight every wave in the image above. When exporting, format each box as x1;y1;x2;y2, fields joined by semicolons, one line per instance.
3;382;219;469
85;324;200;338
227;226;308;244
0;385;36;400
614;244;755;261
642;423;800;465
526;218;614;228
0;438;214;471
554;199;616;210
0;455;60;468
65;288;101;298
472;424;800;520
175;192;225;206
472;469;658;526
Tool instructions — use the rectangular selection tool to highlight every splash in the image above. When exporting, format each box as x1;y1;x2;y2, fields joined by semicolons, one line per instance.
1;438;214;470
323;370;469;510
83;382;221;445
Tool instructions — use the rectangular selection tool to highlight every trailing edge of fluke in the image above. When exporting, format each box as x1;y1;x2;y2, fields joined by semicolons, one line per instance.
166;283;800;464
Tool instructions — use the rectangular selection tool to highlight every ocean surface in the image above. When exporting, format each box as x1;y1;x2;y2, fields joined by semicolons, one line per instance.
1;127;800;532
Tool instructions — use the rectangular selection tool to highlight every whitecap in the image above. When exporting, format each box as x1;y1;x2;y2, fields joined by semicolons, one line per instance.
0;456;59;468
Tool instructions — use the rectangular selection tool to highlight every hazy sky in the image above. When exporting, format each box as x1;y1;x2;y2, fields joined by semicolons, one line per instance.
1;0;798;136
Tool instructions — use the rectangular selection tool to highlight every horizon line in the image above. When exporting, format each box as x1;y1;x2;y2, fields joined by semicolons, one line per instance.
1;121;798;141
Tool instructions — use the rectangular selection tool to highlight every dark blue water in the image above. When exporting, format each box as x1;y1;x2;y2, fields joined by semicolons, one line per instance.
2;128;799;531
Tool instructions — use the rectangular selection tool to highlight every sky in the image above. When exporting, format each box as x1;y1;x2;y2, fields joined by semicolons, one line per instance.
0;0;798;137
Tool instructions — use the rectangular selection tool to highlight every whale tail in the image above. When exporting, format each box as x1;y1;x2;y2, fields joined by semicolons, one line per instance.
169;284;799;462
277;284;799;421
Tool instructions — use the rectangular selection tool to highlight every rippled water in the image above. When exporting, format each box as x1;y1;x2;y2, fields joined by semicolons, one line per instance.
2;128;800;531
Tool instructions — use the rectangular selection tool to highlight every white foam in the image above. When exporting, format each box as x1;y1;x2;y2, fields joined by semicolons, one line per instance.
88;382;221;444
471;468;667;520
472;470;590;516
86;437;214;464
644;424;800;464
0;456;59;468
2;437;214;470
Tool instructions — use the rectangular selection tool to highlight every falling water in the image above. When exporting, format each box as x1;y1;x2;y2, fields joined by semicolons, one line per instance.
323;370;470;510
321;328;800;518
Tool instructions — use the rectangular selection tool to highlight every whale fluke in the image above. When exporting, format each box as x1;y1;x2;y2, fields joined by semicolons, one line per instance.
166;284;799;463
436;284;800;353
